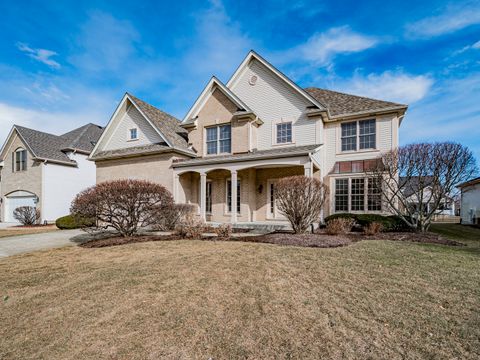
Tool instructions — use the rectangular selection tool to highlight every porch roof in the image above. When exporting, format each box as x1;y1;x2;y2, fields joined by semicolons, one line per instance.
172;144;321;168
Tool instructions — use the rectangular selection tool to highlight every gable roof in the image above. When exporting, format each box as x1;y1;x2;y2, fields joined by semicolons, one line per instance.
226;50;326;111
182;76;255;124
457;176;480;189
305;87;407;118
0;123;103;166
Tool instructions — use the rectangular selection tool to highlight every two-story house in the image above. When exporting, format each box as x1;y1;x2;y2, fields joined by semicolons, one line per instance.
90;51;407;225
0;123;103;223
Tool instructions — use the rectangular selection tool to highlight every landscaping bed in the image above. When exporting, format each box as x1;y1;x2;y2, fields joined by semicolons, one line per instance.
79;229;464;248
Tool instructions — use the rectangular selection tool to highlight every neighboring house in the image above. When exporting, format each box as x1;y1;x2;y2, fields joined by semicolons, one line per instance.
0;124;103;223
457;177;480;225
90;50;408;224
400;176;456;216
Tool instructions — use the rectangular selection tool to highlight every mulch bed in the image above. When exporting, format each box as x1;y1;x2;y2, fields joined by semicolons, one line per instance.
80;230;465;249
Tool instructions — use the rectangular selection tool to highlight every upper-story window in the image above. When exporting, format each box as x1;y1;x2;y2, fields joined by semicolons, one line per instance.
276;122;292;144
13;148;27;172
129;128;138;141
206;124;231;155
341;119;376;152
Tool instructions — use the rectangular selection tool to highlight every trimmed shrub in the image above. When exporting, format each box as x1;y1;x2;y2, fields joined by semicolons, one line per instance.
174;218;205;239
324;213;357;224
364;222;383;235
215;224;232;239
325;218;355;235
325;213;413;232
13;206;40;226
55;215;95;230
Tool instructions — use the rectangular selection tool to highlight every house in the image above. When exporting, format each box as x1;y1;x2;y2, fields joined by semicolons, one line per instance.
0;124;103;223
400;176;456;217
89;50;408;224
457;177;480;225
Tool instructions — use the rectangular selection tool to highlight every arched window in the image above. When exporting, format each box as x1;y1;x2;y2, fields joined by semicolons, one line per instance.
13;148;27;172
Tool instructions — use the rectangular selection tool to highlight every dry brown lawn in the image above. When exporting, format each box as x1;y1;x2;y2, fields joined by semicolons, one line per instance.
0;225;58;239
0;226;479;359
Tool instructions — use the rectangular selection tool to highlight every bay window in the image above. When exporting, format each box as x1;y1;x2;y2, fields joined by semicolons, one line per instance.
334;177;382;212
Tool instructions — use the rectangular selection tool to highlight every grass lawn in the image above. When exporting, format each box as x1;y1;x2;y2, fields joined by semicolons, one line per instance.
0;225;58;239
0;225;479;359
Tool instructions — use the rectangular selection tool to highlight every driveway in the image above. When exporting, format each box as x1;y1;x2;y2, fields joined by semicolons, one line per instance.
0;229;85;258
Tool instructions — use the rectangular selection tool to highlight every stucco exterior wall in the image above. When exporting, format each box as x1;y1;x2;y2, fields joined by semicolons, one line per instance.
460;183;480;224
0;133;43;222
95;153;187;193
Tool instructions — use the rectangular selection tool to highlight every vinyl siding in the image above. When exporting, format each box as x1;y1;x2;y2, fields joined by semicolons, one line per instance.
104;105;164;151
230;59;320;150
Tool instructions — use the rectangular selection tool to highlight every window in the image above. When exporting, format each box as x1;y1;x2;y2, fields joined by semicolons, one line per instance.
270;183;275;214
206;124;231;155
335;179;349;212
206;181;212;214
359;120;376;149
341;122;357;151
13;148;27;172
367;178;382;211
129;128;138;140
334;178;382;212
351;178;365;211
276;122;292;144
341;119;376;152
227;179;241;213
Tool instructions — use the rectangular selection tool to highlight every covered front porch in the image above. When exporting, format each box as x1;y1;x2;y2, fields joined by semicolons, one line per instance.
172;146;321;224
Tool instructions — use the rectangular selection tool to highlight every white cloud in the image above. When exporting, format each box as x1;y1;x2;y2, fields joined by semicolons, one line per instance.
405;3;480;38
16;43;61;69
451;39;480;57
296;26;378;66
337;70;434;104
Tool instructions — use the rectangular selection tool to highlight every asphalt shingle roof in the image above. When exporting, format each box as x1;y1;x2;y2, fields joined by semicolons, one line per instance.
173;144;320;168
304;87;407;117
127;94;189;151
90;143;173;161
14;123;103;165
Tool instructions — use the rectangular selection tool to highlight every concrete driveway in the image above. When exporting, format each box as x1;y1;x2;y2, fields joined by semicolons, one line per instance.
0;229;85;258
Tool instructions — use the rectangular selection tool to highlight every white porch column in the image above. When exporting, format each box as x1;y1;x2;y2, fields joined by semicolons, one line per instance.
200;172;207;221
304;162;313;177
231;170;238;224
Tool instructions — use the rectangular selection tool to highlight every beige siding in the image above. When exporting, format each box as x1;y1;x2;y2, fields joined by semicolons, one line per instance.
0;133;43;221
230;59;321;150
95;153;188;193
104;105;164;151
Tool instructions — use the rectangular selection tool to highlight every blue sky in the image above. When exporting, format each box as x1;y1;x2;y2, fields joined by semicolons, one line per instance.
0;0;479;160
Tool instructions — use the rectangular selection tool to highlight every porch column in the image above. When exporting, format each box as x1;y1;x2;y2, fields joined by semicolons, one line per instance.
231;170;238;224
173;174;180;203
304;162;313;177
200;172;207;221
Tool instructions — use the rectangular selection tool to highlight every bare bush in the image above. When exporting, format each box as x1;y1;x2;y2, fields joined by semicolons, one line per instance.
367;142;477;232
13;206;40;226
275;176;328;234
325;218;355;235
71;180;173;237
215;224;232;239
174;217;205;239
364;222;383;235
154;203;197;231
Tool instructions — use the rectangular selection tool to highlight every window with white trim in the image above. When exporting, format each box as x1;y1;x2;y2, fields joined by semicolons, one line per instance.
341;119;376;152
206;124;231;155
226;179;240;213
129;128;138;140
334;177;382;212
13;148;27;172
206;181;212;214
276;122;292;144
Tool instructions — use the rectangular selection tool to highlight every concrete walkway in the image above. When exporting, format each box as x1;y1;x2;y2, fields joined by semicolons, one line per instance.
0;229;84;258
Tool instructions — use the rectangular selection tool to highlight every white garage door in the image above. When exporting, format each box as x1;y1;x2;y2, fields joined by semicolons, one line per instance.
5;196;36;222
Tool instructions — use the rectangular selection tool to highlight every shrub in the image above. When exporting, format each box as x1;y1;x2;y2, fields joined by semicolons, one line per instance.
325;213;413;233
174;217;205;239
325;218;355;235
154;203;197;231
13;206;40;226
364;222;383;235
55;215;95;230
275;176;328;234
71;179;174;237
324;213;357;224
215;223;232;239
386;215;414;232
